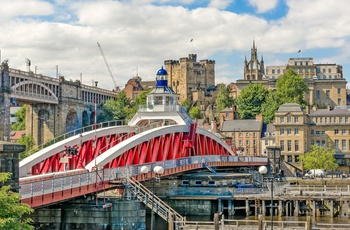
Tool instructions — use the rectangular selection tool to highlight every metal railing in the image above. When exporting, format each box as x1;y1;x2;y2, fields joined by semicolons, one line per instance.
20;155;268;200
124;177;185;225
30;119;127;152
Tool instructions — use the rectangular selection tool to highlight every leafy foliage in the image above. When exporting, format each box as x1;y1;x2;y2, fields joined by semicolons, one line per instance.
215;84;234;118
235;84;268;119
189;106;202;119
0;173;34;230
275;69;309;106
11;105;26;131
100;91;131;121
261;91;282;124
17;135;35;160
299;144;338;172
181;99;191;112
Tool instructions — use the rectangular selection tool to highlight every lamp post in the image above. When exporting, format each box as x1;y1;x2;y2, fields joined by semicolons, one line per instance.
259;166;274;230
140;165;165;230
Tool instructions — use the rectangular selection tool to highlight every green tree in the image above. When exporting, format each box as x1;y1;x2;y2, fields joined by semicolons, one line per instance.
100;91;131;121
261;91;282;124
299;144;338;172
235;84;268;119
181;99;191;112
11;105;26;131
276;69;309;106
189;106;201;119
0;173;34;229
17;135;35;160
215;84;234;118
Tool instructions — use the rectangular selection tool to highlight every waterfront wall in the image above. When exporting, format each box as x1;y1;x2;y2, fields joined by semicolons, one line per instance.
31;199;146;230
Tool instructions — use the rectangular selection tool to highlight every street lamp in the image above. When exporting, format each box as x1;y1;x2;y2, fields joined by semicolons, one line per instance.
259;165;274;230
140;165;165;230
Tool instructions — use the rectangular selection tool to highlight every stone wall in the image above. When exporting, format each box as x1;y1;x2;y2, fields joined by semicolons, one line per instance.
31;199;146;230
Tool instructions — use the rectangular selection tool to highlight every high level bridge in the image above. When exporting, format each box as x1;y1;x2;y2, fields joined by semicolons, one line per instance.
0;61;118;145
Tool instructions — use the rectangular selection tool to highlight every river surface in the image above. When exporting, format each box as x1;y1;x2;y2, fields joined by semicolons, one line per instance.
147;214;350;230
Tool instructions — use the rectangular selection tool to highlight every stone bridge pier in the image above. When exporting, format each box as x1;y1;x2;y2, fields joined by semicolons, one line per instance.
26;79;95;146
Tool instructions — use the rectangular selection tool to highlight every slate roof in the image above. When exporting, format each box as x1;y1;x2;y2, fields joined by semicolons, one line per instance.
309;108;350;116
278;103;303;112
221;120;263;132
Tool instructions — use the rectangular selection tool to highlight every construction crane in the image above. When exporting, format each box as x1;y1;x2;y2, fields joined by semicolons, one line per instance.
97;42;119;91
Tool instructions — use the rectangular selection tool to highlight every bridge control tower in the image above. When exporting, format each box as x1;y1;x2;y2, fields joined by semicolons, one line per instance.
128;66;193;126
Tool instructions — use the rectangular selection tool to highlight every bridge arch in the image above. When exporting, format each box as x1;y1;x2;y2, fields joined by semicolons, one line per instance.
85;125;234;171
66;109;79;133
82;111;89;127
11;81;58;102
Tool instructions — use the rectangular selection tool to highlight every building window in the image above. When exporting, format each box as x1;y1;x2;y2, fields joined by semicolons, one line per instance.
295;140;299;152
295;155;299;162
253;133;256;137
280;117;284;123
346;117;348;123
310;130;314;136
328;68;331;73
335;129;339;135
335;140;339;151
306;61;309;65
246;133;250;137
280;129;284;135
280;140;284;151
321;130;325;136
246;140;249;146
338;99;341;105
342;129;346;135
340;117;343;123
239;140;242;146
321;140;326;147
294;116;299;123
265;140;268;146
315;131;320;136
239;132;242;137
342;140;346;151
287;155;292;162
287;129;291;135
326;90;330;99
315;90;320;99
287;140;292;151
338;88;341;94
294;128;299;135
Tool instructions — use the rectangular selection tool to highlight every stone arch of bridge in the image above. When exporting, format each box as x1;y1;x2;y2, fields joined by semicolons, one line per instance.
82;110;89;127
65;109;79;133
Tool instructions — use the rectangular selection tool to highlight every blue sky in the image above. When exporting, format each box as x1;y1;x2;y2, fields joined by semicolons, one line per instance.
0;0;349;90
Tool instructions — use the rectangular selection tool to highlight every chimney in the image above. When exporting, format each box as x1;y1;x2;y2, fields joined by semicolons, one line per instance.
255;114;263;121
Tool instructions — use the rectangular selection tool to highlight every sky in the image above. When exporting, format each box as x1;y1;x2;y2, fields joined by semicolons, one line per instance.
1;0;350;91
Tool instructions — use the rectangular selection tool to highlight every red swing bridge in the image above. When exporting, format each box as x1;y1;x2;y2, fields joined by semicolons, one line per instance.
19;67;268;208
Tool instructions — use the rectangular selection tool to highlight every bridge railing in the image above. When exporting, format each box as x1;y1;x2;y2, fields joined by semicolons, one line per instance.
31;120;127;153
20;155;268;199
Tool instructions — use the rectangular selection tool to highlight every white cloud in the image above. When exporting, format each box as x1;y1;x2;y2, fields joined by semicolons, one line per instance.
208;0;234;10
0;0;350;90
0;0;53;21
248;0;278;13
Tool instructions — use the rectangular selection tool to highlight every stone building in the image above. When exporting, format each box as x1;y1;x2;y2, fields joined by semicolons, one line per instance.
236;42;347;111
164;54;217;111
272;103;350;173
220;113;263;156
266;58;346;109
122;75;156;101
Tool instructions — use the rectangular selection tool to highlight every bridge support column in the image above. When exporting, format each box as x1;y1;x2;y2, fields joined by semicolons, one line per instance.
228;200;234;216
294;200;299;216
262;200;266;216
168;213;174;230
245;199;250;216
330;200;334;218
313;200;317;217
278;200;283;217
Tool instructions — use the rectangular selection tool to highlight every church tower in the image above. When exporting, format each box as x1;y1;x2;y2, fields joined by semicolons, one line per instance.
244;40;264;80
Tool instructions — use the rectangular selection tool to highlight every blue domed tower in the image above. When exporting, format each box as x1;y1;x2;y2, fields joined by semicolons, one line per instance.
128;66;193;126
